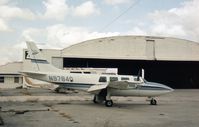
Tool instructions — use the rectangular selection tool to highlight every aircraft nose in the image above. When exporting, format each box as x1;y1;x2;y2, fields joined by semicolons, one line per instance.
146;82;174;92
165;85;174;92
157;83;174;92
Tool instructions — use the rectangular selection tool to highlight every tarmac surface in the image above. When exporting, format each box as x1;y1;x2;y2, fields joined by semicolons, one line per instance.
0;88;199;127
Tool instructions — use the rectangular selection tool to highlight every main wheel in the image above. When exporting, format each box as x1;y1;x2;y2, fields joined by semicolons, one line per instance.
105;100;113;107
150;99;157;105
93;95;98;104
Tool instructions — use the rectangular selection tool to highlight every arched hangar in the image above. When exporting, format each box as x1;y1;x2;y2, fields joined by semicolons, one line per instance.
60;36;199;89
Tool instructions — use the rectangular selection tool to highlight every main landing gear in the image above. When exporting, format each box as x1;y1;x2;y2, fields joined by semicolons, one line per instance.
93;95;114;107
93;88;113;107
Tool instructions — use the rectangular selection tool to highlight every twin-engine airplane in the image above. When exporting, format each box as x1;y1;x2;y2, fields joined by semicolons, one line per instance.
21;41;173;107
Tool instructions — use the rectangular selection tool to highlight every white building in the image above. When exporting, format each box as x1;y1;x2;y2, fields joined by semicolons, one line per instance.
0;62;23;88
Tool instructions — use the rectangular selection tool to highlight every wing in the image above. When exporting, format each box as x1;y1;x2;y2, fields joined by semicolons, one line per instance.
109;81;130;89
87;81;139;94
87;84;108;94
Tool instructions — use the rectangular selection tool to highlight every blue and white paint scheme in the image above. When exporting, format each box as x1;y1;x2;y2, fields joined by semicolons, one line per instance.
21;41;174;107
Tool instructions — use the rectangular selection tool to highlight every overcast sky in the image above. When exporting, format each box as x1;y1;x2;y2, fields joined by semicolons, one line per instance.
0;0;198;65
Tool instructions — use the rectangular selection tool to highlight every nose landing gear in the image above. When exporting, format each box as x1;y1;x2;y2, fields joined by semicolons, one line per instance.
93;88;114;107
105;100;113;107
93;94;113;107
150;98;157;105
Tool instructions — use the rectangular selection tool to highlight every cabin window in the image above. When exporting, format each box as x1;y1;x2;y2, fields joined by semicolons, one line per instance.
14;77;19;83
70;71;82;74
121;77;129;81
0;77;4;83
134;77;140;81
84;72;91;74
110;77;118;82
99;76;107;82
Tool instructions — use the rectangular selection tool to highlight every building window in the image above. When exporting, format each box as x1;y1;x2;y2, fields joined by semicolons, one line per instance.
14;77;19;83
25;51;29;59
0;77;4;83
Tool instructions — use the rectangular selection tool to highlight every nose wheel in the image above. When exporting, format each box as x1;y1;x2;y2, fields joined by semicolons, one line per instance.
105;100;113;107
150;98;157;105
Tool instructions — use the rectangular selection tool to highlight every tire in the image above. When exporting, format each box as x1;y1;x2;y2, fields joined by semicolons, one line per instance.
150;99;157;105
105;100;113;107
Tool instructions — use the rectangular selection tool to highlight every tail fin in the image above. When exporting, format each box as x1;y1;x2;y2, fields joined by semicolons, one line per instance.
25;41;61;72
26;41;46;61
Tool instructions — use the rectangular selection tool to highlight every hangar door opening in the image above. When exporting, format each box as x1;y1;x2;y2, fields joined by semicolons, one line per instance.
63;58;199;89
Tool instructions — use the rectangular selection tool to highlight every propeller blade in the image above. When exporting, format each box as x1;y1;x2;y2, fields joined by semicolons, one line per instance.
137;69;141;81
141;69;145;79
137;68;145;81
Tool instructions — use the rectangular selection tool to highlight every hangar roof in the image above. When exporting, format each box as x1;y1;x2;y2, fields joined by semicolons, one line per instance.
61;36;199;61
0;62;22;74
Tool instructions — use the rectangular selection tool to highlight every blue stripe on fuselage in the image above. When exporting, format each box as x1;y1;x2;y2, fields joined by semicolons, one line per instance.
53;82;93;89
52;82;171;91
138;85;170;90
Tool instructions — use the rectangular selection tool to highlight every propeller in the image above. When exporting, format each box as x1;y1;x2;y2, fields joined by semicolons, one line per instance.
137;68;145;81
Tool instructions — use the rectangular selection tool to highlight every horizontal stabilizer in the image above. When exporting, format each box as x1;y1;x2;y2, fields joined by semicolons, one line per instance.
20;71;46;76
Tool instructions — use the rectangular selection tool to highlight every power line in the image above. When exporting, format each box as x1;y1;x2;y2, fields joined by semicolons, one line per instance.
99;0;140;32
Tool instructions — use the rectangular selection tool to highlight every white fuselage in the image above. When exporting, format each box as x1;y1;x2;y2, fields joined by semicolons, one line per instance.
27;71;173;97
